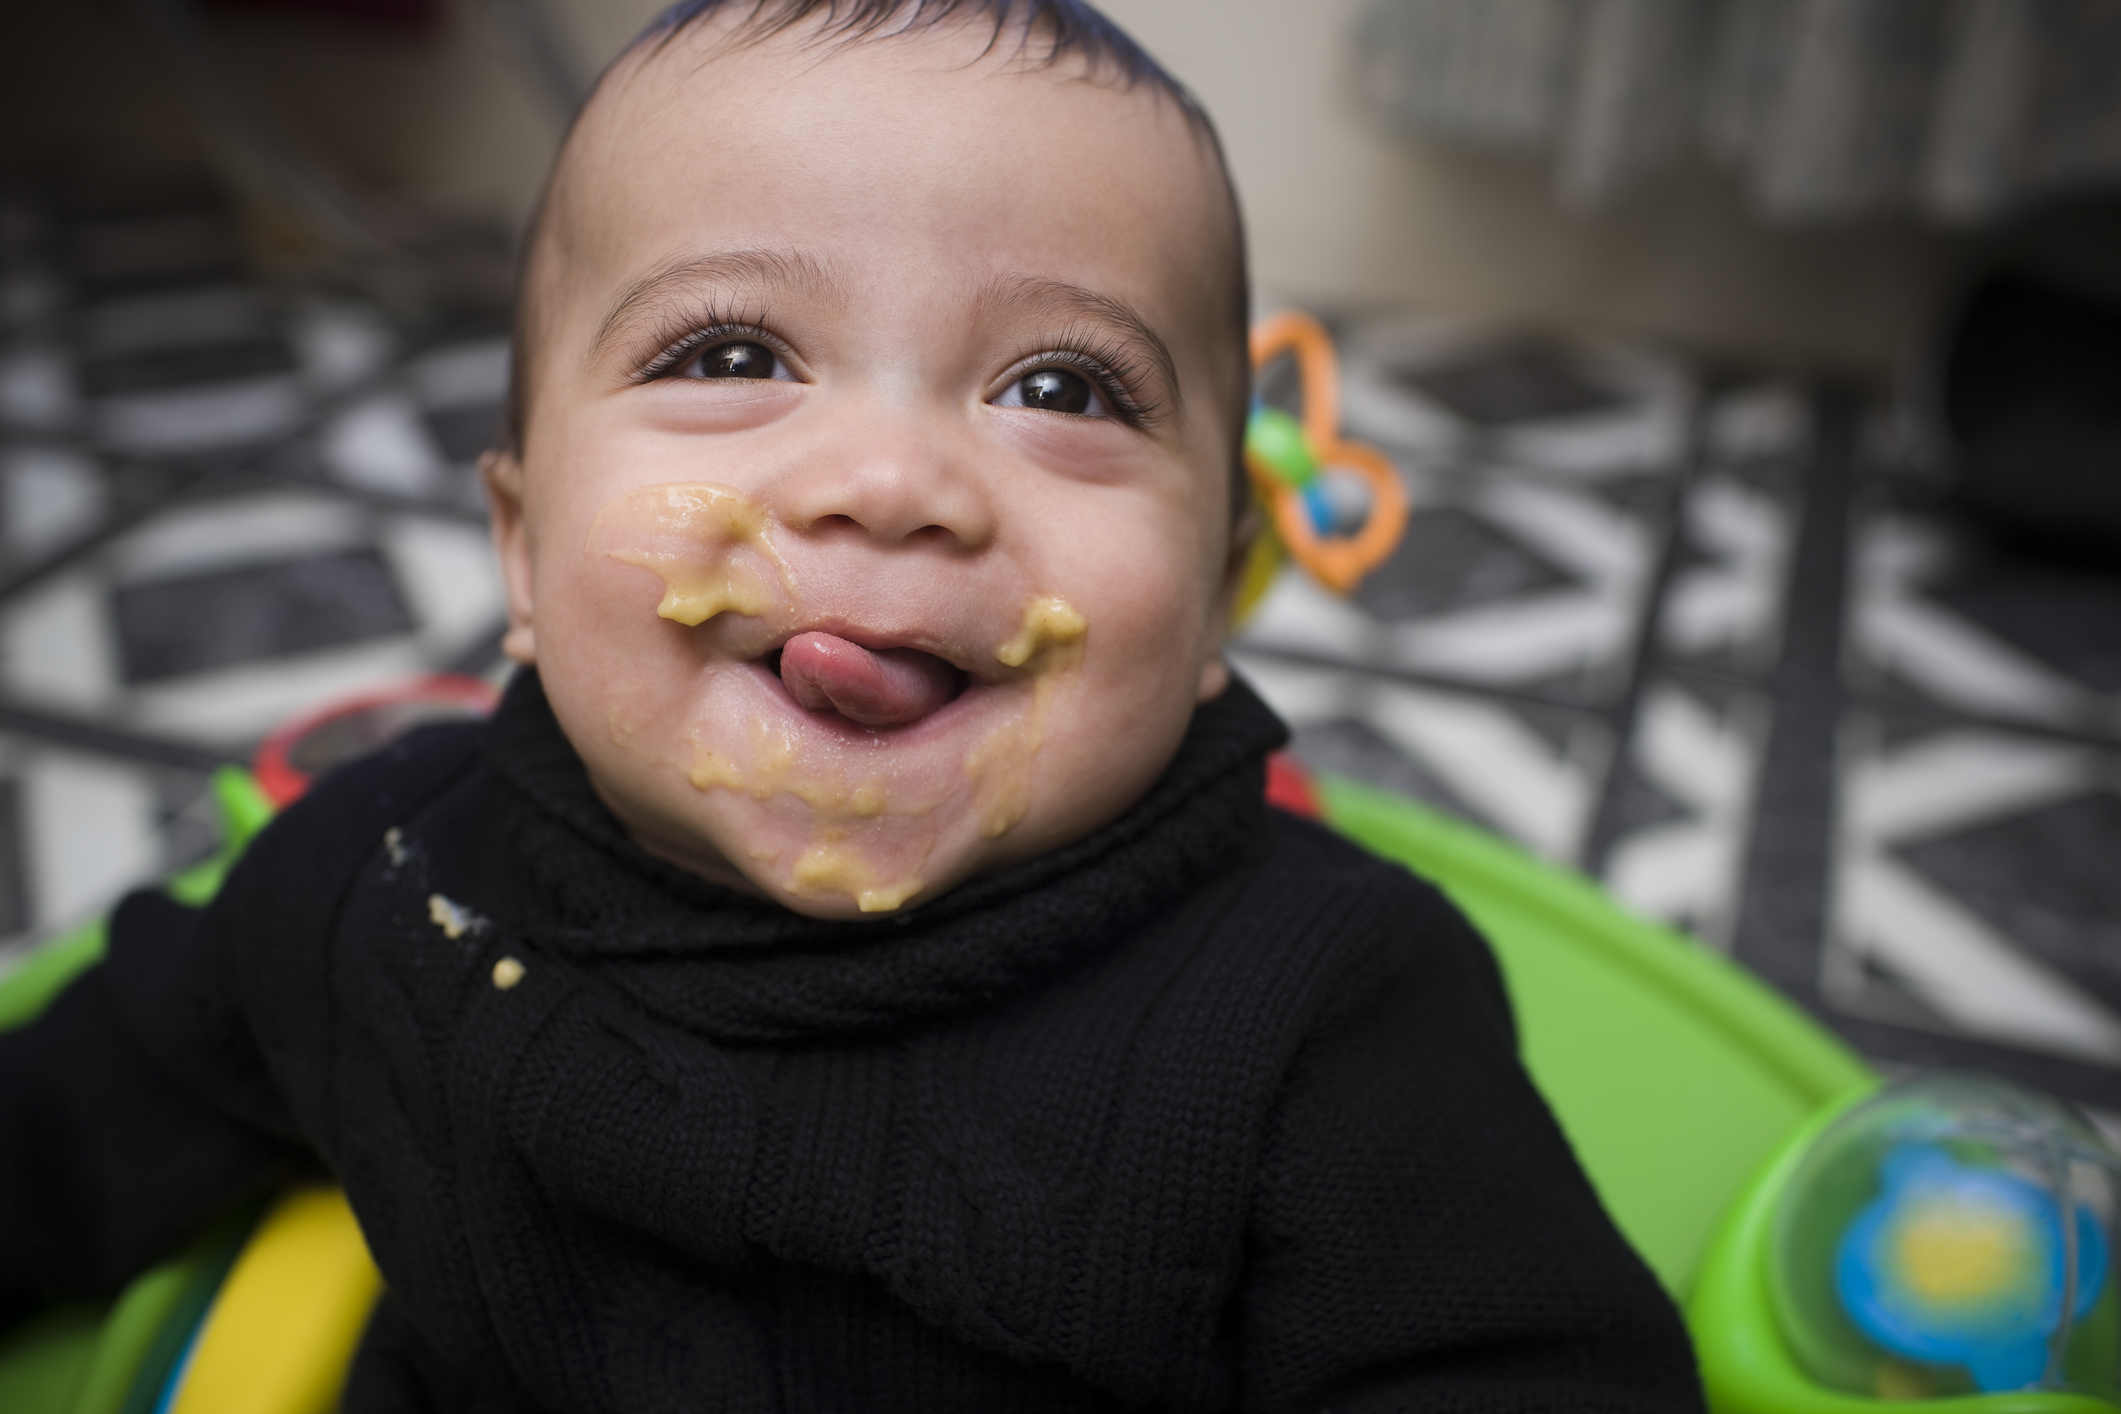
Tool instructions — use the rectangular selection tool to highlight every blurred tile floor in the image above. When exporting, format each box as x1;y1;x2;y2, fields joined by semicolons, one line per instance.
1236;314;2121;1113
0;179;2116;1112
0;179;510;962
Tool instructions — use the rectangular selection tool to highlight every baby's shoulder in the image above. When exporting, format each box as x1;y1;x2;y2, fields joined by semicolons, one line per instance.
1056;804;1511;1067
1211;806;1502;1002
1247;804;1442;900
215;719;493;925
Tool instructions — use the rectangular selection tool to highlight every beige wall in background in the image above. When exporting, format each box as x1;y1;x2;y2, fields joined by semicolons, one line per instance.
1101;0;1974;378
555;0;1973;376
8;0;1984;376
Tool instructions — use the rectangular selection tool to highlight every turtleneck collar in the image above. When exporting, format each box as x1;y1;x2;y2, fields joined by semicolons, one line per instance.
478;667;1289;1040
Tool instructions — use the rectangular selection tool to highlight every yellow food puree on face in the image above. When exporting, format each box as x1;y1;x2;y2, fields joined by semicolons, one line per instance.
966;594;1088;838
995;595;1087;668
622;547;1088;909
590;482;792;626
685;727;934;911
688;717;893;818
791;836;929;914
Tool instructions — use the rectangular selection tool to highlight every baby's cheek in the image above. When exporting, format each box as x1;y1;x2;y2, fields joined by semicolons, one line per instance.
1075;541;1212;681
986;571;1214;861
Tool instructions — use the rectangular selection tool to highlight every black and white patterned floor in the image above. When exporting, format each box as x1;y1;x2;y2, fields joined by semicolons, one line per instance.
1235;314;2121;1115
0;178;511;963
0;179;2115;1113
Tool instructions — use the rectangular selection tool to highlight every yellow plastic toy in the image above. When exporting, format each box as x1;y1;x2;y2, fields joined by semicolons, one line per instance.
166;1187;380;1414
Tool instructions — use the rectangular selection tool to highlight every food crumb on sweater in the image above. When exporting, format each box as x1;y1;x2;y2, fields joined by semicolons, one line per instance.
427;893;486;941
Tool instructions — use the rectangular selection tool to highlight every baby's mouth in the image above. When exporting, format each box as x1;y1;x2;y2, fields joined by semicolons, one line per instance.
772;631;968;729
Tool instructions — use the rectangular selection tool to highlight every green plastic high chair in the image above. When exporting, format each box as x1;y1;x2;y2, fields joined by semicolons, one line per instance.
2;756;2112;1413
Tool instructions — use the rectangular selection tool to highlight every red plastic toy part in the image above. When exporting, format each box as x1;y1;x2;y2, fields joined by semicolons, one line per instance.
252;674;500;807
1265;750;1323;819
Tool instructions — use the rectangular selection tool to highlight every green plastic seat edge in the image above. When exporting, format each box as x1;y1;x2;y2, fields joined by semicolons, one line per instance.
1314;775;1872;1106
0;769;271;1034
85;1211;256;1414
0;1307;102;1413
1687;1087;2118;1414
0;921;107;1035
0;1114;259;1414
0;768;277;1414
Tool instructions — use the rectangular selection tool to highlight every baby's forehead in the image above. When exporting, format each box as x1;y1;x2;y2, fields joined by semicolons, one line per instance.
553;15;1234;300
512;10;1248;467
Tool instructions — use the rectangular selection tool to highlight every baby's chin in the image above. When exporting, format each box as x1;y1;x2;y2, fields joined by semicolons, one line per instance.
584;650;1074;917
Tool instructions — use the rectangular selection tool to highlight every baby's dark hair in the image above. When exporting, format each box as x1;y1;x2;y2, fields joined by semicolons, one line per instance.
643;0;1188;94
502;0;1253;519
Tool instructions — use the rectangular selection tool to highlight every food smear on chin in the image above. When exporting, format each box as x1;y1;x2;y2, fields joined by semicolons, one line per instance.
662;590;1086;915
791;835;928;914
687;715;891;816
687;716;932;912
588;481;793;626
966;595;1087;838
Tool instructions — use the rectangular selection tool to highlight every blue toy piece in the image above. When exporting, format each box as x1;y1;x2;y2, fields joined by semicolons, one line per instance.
1721;1072;2121;1410
1837;1144;2110;1392
1299;480;1336;536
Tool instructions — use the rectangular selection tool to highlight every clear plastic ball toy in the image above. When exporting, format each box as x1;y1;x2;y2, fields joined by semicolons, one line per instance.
1770;1075;2121;1401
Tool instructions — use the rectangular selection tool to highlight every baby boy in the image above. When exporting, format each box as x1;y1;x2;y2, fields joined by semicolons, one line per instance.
0;2;1703;1409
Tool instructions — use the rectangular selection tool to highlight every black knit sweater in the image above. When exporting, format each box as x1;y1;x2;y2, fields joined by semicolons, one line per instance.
0;671;1702;1412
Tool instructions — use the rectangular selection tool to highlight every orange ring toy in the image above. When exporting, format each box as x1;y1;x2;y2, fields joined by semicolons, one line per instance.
1245;310;1409;595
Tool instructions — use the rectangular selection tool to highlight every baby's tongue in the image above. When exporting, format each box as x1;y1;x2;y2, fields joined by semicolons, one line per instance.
779;631;962;728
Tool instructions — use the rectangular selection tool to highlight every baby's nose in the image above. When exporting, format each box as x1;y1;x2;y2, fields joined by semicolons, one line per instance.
779;632;963;728
776;417;997;547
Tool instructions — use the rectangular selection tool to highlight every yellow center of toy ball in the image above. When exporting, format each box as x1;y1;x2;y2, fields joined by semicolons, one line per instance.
1893;1200;2031;1305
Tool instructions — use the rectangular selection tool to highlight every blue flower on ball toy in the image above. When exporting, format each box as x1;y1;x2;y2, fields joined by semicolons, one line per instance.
1836;1143;2109;1392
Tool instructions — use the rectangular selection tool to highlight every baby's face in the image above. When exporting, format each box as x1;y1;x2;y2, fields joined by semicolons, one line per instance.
489;16;1246;919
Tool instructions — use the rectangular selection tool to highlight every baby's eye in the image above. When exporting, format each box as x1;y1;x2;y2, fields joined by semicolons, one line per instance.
679;340;790;381
994;367;1108;417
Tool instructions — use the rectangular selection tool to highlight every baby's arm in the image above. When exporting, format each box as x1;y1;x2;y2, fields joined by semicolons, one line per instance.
0;889;310;1311
1238;881;1704;1413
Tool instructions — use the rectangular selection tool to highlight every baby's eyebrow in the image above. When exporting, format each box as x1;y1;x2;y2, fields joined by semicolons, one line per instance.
589;248;838;362
983;276;1180;406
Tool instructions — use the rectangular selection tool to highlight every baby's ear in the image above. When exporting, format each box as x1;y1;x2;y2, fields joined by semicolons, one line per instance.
481;449;538;665
1196;505;1261;702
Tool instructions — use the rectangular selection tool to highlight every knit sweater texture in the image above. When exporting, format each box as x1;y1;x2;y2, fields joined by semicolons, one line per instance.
0;670;1703;1412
